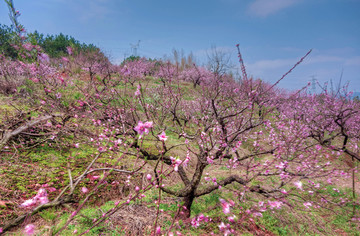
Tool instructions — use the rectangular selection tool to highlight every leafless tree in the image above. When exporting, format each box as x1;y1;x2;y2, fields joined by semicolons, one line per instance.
206;45;234;77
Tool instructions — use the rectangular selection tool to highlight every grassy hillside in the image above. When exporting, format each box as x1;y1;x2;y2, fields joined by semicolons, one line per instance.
0;60;359;235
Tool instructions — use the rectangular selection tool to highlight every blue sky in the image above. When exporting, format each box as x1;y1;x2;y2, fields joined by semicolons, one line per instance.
1;0;359;91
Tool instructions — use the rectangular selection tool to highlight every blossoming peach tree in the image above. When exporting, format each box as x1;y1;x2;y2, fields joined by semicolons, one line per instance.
111;57;357;235
1;2;359;235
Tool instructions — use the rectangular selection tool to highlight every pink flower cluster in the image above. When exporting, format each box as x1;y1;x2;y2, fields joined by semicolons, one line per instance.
303;202;312;209
218;221;233;236
191;213;210;228
220;198;231;214
170;156;182;171
24;224;35;235
134;120;153;138
268;200;283;209
134;85;141;96
158;131;168;141
66;46;73;55
20;188;49;208
294;181;303;190
82;187;89;193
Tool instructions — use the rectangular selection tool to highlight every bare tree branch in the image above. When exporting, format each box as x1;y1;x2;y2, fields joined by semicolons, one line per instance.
0;113;63;151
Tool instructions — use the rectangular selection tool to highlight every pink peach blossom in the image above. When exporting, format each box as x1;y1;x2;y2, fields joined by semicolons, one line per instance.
24;224;35;236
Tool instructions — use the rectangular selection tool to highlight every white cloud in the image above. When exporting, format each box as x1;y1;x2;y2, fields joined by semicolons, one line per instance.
56;0;114;22
345;56;360;66
304;55;360;66
247;58;294;72
244;58;297;85
247;54;359;74
305;55;343;64
244;53;360;90
247;0;302;17
79;1;110;21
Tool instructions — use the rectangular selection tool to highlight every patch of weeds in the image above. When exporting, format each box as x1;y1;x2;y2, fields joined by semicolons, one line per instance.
159;202;178;218
39;208;57;221
143;189;159;204
140;141;161;156
52;201;123;235
219;166;229;170
191;191;221;216
51;211;101;235
30;110;39;118
259;211;289;236
332;209;359;235
325;185;343;197
52;212;70;234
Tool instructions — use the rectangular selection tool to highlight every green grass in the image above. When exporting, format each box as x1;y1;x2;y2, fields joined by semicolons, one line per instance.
191;191;221;216
39;208;57;222
259;211;289;235
48;201;124;235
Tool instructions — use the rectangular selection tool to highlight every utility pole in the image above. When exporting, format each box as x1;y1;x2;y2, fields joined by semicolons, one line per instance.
130;40;141;57
309;76;317;95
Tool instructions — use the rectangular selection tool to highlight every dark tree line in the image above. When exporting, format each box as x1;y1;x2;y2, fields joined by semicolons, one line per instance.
0;23;98;59
0;24;18;58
